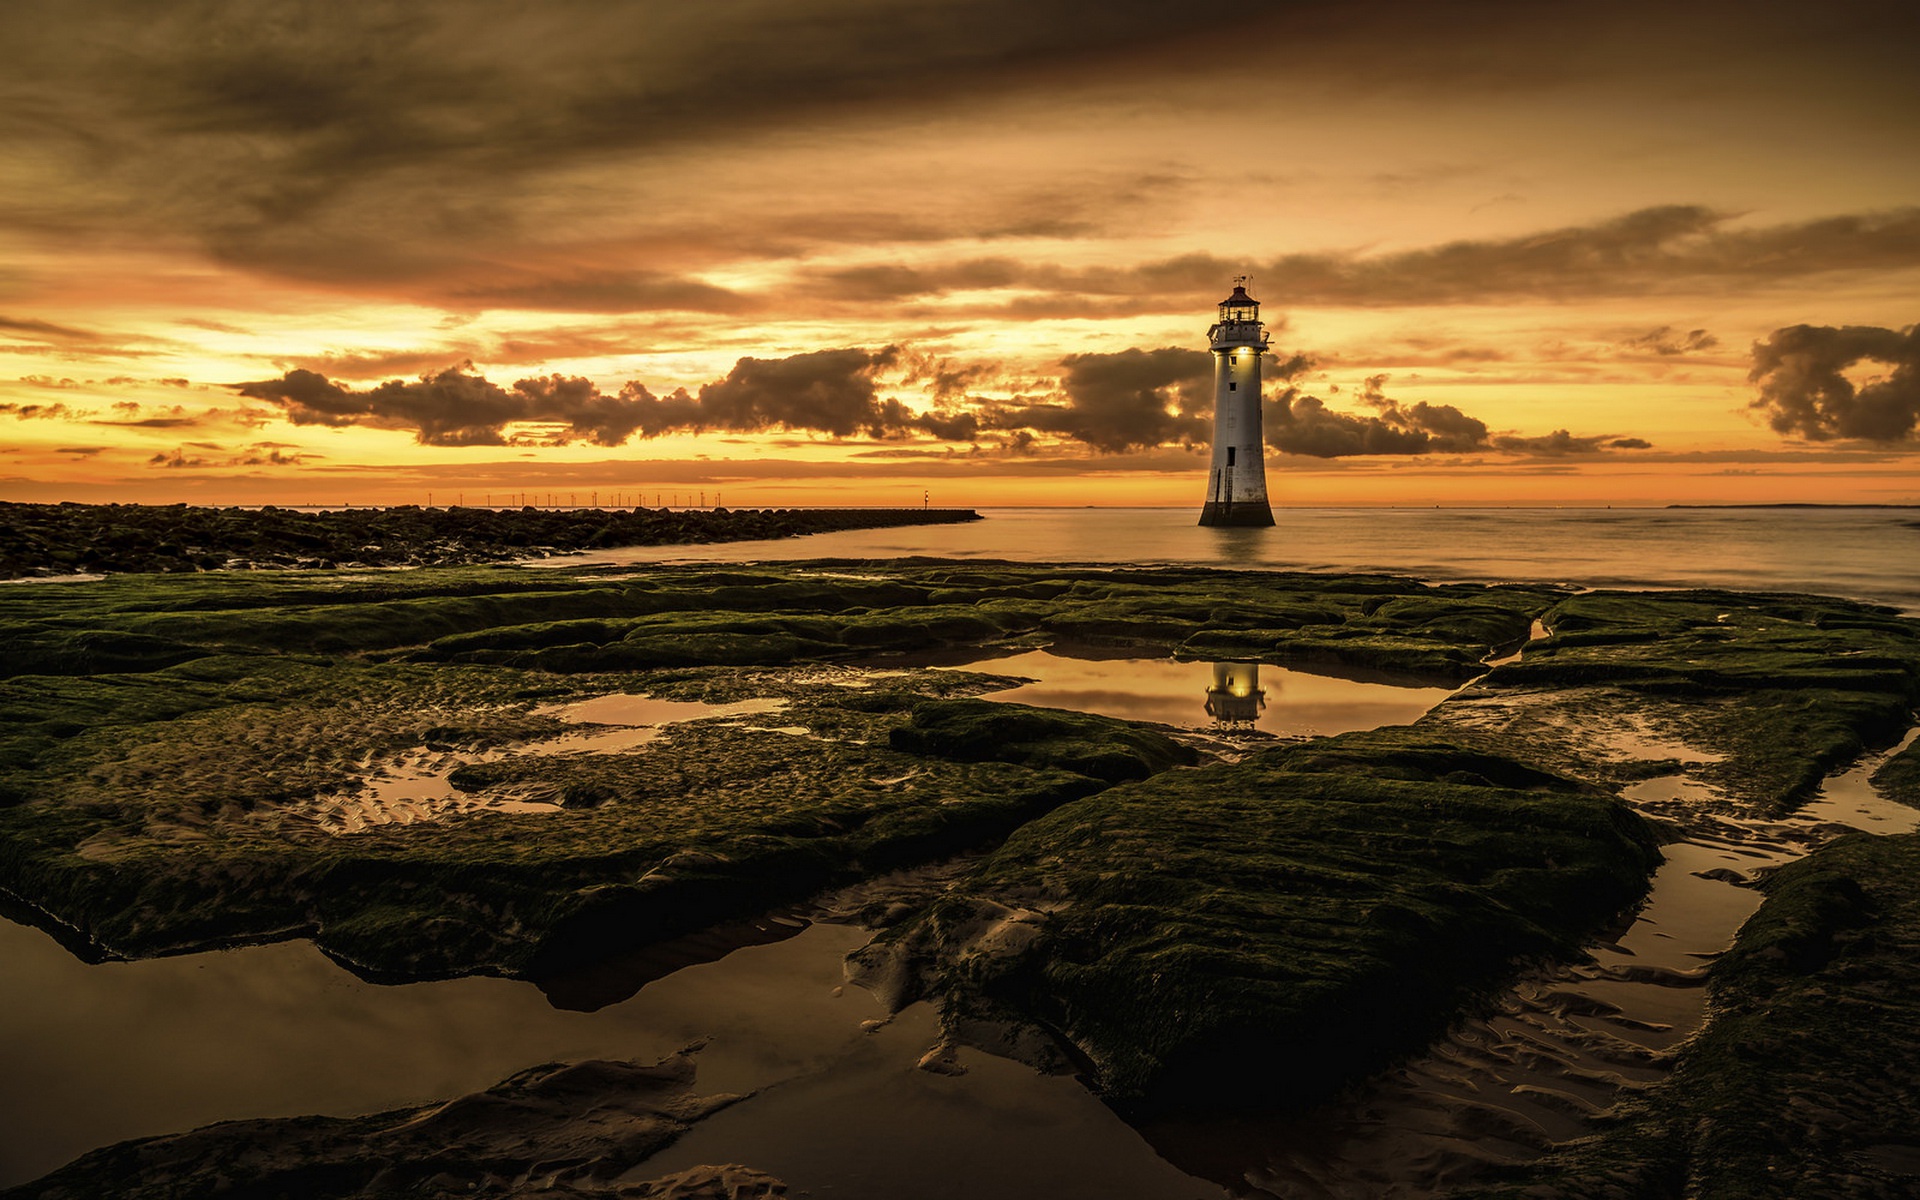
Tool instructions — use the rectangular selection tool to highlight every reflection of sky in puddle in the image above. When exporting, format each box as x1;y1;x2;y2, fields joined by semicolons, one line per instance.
0;914;1207;1197
1566;837;1751;1044
949;649;1454;737
1796;726;1920;834
1593;727;1920;1050
308;694;788;833
1592;716;1726;764
532;694;787;754
1621;775;1727;806
0;917;863;1188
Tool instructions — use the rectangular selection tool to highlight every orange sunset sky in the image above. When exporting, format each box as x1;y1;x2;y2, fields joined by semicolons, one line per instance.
2;0;1917;508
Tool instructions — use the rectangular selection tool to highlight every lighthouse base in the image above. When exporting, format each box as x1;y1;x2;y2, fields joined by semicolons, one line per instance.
1198;500;1274;527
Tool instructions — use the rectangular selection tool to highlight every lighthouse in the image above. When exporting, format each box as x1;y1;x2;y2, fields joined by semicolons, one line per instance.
1198;279;1275;527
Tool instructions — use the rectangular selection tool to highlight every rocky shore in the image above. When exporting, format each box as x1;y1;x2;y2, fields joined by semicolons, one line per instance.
3;562;1919;1197
0;502;980;578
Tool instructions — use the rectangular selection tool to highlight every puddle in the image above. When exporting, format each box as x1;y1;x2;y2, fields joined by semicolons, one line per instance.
637;1000;1216;1200
0;913;869;1189
944;649;1454;738
1796;727;1920;832
1622;774;1728;806
1590;711;1728;764
292;693;787;834
1484;618;1550;668
0;905;1215;1198
533;687;779;733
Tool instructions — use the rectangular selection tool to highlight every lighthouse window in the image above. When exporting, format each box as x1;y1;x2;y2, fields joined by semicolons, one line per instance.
1228;382;1237;391
1227;447;1237;465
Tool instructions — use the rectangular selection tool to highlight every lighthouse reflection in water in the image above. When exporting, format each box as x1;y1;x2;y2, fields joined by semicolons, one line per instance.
958;648;1452;737
1204;661;1267;727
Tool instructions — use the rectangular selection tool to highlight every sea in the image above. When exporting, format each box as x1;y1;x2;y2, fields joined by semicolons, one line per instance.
548;505;1920;614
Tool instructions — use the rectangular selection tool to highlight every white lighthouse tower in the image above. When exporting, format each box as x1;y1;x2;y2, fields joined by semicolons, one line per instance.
1198;278;1275;527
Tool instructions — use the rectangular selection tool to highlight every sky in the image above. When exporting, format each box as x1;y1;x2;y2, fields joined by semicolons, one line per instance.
2;0;1918;508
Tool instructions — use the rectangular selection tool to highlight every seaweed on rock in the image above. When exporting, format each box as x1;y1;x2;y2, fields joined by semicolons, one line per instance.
871;729;1662;1116
1;1047;758;1200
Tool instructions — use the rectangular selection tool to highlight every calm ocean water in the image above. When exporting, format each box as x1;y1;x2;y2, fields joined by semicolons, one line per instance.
558;507;1920;614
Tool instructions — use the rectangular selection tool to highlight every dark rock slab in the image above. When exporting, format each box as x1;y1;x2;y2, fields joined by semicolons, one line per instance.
3;1048;764;1200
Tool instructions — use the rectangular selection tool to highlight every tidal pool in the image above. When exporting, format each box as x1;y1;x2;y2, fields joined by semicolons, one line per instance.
292;693;787;833
949;648;1456;736
0;908;1212;1197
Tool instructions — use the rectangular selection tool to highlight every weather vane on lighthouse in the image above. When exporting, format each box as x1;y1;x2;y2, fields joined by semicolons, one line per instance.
1198;277;1275;526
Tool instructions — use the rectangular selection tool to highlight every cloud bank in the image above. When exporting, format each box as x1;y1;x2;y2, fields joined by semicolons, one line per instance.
1267;374;1648;458
234;349;1649;460
236;349;973;446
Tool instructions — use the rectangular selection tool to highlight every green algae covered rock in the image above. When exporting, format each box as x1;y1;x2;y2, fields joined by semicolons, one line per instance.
889;697;1197;783
880;728;1661;1115
1871;738;1920;809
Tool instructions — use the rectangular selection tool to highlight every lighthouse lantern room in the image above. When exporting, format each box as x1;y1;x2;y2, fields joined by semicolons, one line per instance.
1198;278;1276;527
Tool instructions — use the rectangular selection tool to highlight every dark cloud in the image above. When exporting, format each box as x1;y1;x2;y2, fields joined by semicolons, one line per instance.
1264;373;1491;457
1266;391;1435;457
0;0;1234;284
1619;326;1719;356
232;443;310;467
231;345;1657;460
90;415;202;428
148;449;209;469
148;441;311;469
0;315;100;342
807;259;1027;303
0;0;1913;319
1748;321;1920;443
53;445;105;456
897;349;993;402
983;347;1212;452
1491;430;1619;456
450;271;753;315
884;206;1920;315
237;365;649;446
1265;373;1647;459
235;349;974;446
696;349;900;438
0;401;78;419
0;316;157;358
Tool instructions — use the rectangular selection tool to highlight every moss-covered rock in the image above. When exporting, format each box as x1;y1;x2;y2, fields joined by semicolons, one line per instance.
1870;738;1920;809
2;1048;745;1200
1436;589;1920;814
0;500;983;578
889;697;1197;783
877;729;1662;1115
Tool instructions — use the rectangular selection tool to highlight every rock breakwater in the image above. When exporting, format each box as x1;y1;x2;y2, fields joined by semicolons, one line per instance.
0;502;981;578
